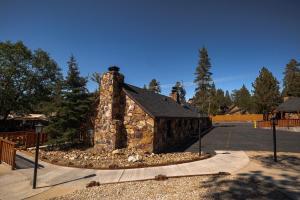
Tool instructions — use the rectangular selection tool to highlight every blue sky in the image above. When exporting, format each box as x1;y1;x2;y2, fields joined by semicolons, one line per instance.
1;0;299;99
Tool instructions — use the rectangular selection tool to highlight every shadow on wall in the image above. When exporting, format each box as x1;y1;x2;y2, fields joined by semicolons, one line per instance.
201;170;299;199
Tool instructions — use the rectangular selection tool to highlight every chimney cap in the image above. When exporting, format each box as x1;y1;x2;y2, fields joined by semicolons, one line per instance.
108;66;120;72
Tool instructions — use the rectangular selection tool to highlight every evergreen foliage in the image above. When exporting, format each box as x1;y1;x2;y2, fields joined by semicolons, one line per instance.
193;47;213;113
224;90;232;107
232;85;254;113
90;72;101;92
173;81;186;103
282;59;300;97
148;79;161;93
45;55;93;143
252;67;281;113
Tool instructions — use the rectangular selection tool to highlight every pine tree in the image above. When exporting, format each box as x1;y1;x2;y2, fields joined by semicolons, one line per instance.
232;84;253;113
282;59;300;97
214;88;228;114
45;55;92;143
173;81;186;103
208;82;217;115
193;47;213;113
252;67;281;114
224;90;232;107
91;72;101;92
148;79;161;93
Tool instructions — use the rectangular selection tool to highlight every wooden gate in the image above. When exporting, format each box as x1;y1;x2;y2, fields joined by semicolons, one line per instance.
0;138;16;169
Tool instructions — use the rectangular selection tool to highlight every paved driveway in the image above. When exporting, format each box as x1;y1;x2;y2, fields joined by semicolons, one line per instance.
186;123;300;153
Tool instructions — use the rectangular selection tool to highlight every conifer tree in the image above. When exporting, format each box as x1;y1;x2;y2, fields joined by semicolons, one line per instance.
91;72;101;92
148;79;161;93
224;90;232;107
45;55;93;143
193;47;213;113
252;67;281;114
282;59;300;97
173;81;186;103
232;84;253;113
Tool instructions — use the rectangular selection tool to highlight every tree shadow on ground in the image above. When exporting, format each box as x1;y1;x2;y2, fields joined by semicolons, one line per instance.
250;154;300;173
200;170;299;200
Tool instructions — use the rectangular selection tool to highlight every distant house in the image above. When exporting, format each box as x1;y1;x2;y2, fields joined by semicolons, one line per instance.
226;105;248;115
276;97;300;119
94;66;211;153
0;114;48;131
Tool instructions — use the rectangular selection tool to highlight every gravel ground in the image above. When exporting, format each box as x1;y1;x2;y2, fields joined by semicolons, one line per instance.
50;151;299;200
51;173;290;200
52;176;215;200
28;147;210;169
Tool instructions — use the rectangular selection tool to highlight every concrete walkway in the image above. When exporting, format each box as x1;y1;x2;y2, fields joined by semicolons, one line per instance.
0;150;249;200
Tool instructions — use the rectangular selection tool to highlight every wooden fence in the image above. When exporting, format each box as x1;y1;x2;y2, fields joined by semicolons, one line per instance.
212;114;263;122
0;131;47;148
0;138;16;169
256;119;300;128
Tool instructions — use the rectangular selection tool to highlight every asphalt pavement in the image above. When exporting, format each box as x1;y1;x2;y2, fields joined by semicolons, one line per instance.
186;122;300;153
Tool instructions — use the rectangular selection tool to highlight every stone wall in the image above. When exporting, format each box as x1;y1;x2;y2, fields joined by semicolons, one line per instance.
93;67;211;153
94;70;126;151
153;117;211;153
124;96;155;152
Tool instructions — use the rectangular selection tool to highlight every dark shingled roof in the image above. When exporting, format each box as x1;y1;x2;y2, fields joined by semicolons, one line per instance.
277;97;300;112
123;83;201;118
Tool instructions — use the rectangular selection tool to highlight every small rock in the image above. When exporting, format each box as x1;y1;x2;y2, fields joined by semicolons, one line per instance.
86;181;100;188
128;154;141;162
154;174;168;181
69;156;76;160
112;149;121;155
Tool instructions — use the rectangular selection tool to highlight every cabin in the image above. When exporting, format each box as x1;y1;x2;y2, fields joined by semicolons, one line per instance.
94;66;211;153
276;97;300;119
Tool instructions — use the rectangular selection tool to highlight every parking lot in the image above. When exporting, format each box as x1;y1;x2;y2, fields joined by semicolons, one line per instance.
187;122;300;153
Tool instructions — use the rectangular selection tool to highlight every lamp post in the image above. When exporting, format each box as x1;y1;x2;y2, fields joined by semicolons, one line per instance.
270;117;278;162
88;129;94;146
33;123;43;189
198;116;202;157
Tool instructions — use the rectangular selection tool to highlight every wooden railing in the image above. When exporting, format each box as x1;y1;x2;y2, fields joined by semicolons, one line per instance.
256;119;300;128
212;114;263;122
0;131;47;148
0;138;16;169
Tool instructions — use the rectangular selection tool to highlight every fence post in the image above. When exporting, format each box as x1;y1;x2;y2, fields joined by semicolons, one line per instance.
0;140;2;164
11;148;16;170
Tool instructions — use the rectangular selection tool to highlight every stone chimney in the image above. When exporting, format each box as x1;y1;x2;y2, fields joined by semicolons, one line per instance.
94;66;126;151
170;86;180;104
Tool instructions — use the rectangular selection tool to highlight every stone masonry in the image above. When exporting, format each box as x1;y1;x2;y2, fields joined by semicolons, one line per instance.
124;96;154;152
94;66;211;153
94;66;126;151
